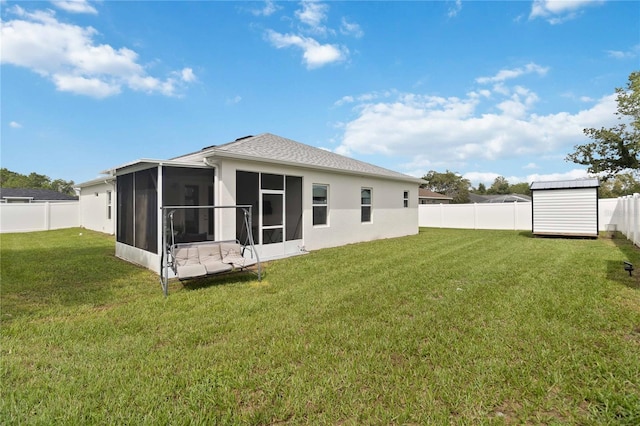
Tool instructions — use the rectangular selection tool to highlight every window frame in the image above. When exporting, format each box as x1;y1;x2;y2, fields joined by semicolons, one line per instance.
403;190;409;208
312;184;329;226
107;190;112;219
361;187;372;223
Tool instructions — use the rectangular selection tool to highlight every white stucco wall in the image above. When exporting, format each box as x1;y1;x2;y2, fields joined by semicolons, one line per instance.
216;158;420;254
79;181;115;234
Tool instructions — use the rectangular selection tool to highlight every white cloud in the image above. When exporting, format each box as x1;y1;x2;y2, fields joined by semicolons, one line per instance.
0;6;194;98
607;44;640;59
250;0;280;17
9;121;23;128
52;0;97;15
526;169;590;183
463;169;590;186
334;95;354;106
335;79;618;173
523;162;539;170
266;30;347;69
262;1;357;69
334;90;397;107
53;74;121;97
226;95;242;105
529;0;604;24
463;172;502;185
476;63;549;84
179;68;197;83
295;1;329;33
448;0;462;18
340;18;363;38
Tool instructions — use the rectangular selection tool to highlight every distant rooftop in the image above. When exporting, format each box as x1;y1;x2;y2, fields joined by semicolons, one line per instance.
419;188;453;199
0;188;78;201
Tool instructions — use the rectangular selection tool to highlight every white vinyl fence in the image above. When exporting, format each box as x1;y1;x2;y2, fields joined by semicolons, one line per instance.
419;196;640;247
2;196;639;248
0;202;80;233
615;194;640;247
419;201;533;231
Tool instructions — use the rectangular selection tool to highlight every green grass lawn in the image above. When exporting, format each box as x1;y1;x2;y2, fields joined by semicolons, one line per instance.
2;228;639;425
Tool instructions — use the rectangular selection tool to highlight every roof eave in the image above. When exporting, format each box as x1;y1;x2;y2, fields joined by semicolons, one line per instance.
100;158;212;176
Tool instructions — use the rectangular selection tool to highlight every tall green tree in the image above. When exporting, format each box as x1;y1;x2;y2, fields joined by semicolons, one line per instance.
509;182;532;196
566;71;640;180
486;176;510;195
598;172;640;198
421;170;471;203
0;168;75;196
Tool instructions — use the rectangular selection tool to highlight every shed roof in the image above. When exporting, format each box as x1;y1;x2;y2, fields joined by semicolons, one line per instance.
174;133;424;184
530;178;599;191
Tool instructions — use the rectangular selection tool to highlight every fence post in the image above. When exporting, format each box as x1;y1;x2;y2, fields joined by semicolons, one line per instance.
633;193;640;247
473;203;477;229
44;202;51;231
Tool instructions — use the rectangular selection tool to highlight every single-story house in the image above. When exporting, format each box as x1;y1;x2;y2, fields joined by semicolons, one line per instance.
78;133;424;274
0;188;78;203
419;188;453;204
530;178;600;238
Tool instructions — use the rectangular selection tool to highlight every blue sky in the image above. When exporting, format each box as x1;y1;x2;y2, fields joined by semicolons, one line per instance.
2;0;638;187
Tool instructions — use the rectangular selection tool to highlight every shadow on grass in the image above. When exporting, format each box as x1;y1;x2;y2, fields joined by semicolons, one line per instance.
607;232;640;289
606;260;640;289
178;269;264;292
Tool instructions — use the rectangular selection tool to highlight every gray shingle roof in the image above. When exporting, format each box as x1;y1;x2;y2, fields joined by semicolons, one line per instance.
530;178;599;191
174;133;423;183
0;188;78;201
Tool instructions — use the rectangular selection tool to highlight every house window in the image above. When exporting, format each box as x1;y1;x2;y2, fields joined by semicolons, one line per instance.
361;188;372;223
312;184;328;226
107;190;112;219
403;191;409;208
261;173;284;190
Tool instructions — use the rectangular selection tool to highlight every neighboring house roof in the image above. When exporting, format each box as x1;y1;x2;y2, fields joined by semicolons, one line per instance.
0;188;78;201
468;193;531;203
418;188;453;200
483;194;531;203
173;133;424;184
530;178;599;191
468;194;492;203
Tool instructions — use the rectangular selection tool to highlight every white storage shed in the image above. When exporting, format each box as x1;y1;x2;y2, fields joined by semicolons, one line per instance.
530;178;600;238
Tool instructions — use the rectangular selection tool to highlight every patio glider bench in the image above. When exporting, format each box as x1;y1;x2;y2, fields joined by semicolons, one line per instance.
171;240;258;280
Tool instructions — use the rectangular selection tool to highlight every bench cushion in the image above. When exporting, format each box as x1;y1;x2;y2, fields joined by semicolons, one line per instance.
176;264;207;280
198;244;233;274
174;245;201;266
220;242;257;268
173;245;207;279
